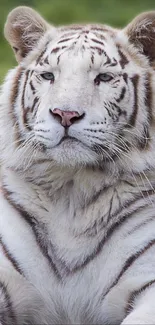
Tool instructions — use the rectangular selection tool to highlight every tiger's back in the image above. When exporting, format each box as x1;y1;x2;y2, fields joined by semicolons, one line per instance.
1;6;155;324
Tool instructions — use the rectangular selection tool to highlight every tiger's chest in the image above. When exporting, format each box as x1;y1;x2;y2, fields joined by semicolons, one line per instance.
1;189;155;324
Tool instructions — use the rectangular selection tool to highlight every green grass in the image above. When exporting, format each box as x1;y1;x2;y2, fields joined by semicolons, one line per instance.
1;0;155;83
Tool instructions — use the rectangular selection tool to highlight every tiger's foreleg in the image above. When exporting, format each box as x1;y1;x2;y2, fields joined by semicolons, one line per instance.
0;268;48;325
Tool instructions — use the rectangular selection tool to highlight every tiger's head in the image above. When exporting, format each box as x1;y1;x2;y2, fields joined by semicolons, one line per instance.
1;7;155;175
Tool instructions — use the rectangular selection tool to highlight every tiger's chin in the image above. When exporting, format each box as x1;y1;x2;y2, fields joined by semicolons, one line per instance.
45;138;98;168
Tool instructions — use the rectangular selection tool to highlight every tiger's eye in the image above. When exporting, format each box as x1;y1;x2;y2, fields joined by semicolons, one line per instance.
94;73;113;85
41;72;55;82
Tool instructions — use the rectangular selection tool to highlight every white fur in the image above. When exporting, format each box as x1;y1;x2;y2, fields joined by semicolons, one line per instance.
1;7;155;324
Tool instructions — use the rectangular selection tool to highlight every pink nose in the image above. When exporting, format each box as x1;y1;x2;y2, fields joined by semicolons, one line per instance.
50;108;84;127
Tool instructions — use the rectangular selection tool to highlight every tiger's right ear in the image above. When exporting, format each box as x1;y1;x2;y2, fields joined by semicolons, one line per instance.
124;11;155;64
4;6;50;62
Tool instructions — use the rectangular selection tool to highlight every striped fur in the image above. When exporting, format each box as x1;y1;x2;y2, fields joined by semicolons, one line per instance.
1;6;155;324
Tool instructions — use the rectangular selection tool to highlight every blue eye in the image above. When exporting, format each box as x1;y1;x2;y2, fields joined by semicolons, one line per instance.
41;72;55;81
98;73;113;82
94;73;113;85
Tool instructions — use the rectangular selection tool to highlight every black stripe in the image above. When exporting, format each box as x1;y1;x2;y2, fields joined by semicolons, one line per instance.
10;67;24;145
0;237;22;275
123;73;128;84
29;80;36;95
109;59;118;67
93;33;106;41
72;190;155;272
35;41;50;65
2;185;155;278
128;75;139;126
127;215;155;236
102;240;155;301
144;73;153;124
90;46;104;55
102;49;111;65
57;55;61;65
36;48;47;65
118;48;129;69
0;281;17;325
21;70;30;109
23;107;32;131
91;54;94;64
137;124;150;150
44;56;49;65
91;38;105;46
2;186;61;280
115;87;126;103
58;38;73;44
126;279;155;314
51;47;61;54
21;70;31;130
62;26;82;31
10;67;24;110
91;27;112;33
30;96;39;113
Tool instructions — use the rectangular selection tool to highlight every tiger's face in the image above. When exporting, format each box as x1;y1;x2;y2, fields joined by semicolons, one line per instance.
2;7;155;171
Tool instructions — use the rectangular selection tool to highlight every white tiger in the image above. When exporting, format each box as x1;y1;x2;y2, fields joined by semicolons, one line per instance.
0;6;155;324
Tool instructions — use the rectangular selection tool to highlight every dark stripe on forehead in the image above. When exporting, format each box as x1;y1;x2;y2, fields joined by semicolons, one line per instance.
90;46;104;55
93;33;106;40
91;26;110;32
58;38;73;44
129;74;139;126
36;41;50;65
109;58;118;67
59;32;78;41
51;47;61;54
61;26;83;32
44;56;49;65
118;48;129;69
36;48;47;65
91;26;115;37
91;38;105;46
56;47;68;65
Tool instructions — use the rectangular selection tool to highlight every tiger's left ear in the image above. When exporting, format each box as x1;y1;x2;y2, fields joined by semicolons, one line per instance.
125;11;155;63
4;6;50;62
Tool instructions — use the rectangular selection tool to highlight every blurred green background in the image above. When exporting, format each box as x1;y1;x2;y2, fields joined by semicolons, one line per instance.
1;0;155;83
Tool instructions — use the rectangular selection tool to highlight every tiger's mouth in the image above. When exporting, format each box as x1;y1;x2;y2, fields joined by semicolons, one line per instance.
58;136;81;146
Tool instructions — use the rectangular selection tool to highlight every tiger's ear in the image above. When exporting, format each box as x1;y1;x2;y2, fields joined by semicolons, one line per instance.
125;11;155;63
4;6;49;62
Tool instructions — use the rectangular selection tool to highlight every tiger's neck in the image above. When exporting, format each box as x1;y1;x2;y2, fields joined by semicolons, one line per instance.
1;165;154;217
1;166;117;210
